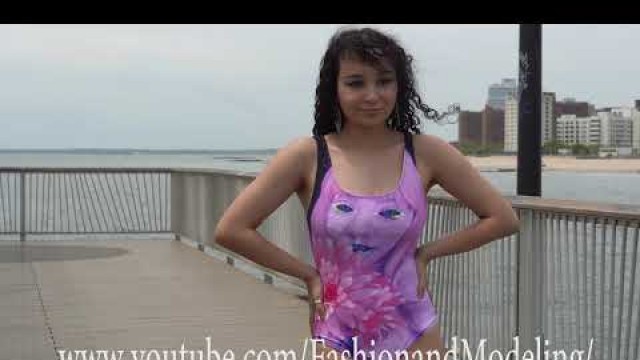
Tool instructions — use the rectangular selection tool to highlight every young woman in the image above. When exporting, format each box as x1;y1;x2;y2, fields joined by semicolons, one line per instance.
215;27;520;359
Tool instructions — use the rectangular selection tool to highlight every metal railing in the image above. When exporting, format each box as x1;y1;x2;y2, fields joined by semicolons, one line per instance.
521;203;640;360
0;168;171;239
424;197;518;356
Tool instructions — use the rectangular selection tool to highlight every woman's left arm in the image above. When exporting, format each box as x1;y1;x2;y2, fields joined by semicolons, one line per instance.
414;134;520;264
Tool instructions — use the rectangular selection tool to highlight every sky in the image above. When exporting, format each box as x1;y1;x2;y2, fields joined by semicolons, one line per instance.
0;24;638;150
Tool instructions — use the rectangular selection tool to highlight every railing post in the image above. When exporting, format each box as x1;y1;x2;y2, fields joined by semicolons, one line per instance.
517;208;545;353
19;172;26;241
170;171;184;241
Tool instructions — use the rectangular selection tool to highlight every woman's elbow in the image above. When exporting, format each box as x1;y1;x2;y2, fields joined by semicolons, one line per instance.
213;222;236;249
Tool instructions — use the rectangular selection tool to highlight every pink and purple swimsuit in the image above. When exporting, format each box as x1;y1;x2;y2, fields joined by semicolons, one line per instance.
307;132;439;356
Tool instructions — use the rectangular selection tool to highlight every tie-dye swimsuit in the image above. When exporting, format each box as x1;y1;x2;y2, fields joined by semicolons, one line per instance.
307;132;439;357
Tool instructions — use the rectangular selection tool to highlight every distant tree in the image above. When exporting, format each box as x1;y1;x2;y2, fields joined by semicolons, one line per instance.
587;144;600;156
543;140;564;155
458;142;481;155
458;142;503;156
570;143;597;156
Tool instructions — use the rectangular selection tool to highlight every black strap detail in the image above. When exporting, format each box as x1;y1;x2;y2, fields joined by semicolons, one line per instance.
404;131;417;165
307;135;331;225
317;134;332;169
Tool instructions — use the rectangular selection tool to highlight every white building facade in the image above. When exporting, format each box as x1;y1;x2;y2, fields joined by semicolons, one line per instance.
503;92;555;152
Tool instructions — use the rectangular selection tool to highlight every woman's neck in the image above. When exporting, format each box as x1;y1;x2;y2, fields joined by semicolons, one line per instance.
335;124;401;151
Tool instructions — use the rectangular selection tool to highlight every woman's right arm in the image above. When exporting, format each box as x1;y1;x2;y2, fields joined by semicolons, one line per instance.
213;137;319;284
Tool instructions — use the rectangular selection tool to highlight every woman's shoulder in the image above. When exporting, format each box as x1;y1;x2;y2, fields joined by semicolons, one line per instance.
412;133;466;167
274;136;317;165
412;133;455;153
258;136;317;189
281;135;315;149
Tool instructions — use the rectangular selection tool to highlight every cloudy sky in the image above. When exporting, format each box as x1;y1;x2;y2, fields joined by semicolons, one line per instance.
0;24;638;150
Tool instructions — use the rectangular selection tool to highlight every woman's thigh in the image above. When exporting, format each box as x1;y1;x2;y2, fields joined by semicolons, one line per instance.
405;324;448;359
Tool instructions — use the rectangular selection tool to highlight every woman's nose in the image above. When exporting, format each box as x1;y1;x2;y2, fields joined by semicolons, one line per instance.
364;85;382;101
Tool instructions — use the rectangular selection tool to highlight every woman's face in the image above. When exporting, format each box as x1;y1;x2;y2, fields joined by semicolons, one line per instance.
336;56;398;130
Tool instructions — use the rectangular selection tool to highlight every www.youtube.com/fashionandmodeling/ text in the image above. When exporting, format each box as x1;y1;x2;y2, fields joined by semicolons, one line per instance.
55;335;595;360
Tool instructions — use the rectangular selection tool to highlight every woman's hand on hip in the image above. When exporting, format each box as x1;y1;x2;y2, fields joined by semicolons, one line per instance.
305;272;327;331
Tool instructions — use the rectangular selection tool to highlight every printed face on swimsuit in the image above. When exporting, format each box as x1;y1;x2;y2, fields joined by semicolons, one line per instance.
326;198;414;251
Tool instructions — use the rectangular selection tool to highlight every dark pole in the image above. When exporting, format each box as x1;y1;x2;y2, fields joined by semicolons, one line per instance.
517;24;542;197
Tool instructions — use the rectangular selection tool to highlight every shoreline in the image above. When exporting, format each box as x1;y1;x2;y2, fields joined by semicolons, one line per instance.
468;156;640;174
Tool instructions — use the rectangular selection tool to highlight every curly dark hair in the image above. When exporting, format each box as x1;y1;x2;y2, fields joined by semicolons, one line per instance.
313;27;453;136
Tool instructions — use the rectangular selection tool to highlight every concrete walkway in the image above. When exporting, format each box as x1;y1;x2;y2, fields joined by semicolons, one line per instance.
0;240;310;360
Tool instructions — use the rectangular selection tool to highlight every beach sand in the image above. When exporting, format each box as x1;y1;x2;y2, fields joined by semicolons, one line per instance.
467;156;640;173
